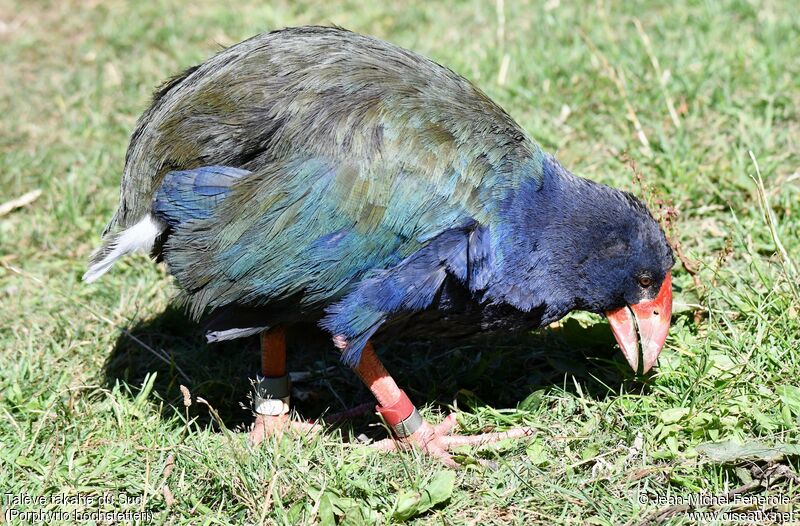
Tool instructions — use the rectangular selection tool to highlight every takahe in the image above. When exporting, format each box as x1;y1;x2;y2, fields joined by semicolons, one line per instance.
85;26;674;465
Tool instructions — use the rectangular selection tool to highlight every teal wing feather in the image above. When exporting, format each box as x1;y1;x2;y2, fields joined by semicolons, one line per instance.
161;134;540;321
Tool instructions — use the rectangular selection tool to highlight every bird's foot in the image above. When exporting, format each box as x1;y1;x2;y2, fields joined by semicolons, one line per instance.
249;402;377;446
371;413;534;468
248;414;319;446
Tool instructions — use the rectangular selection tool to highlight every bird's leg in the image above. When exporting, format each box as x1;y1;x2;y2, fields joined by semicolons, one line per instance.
348;340;534;467
249;326;316;444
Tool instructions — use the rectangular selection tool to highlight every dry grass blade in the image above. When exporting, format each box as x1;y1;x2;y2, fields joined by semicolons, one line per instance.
748;151;798;281
579;30;653;157
0;189;42;217
633;18;681;129
0;261;192;382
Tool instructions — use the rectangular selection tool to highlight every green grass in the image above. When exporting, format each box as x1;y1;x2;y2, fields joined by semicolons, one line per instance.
1;0;799;524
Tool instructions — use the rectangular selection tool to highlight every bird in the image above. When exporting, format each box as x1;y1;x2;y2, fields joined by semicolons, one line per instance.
84;26;674;466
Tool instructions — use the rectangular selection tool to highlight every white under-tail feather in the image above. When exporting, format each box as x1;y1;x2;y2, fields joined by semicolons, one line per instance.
83;214;165;283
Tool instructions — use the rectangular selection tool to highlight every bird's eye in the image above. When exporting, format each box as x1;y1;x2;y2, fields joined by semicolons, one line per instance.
638;276;653;288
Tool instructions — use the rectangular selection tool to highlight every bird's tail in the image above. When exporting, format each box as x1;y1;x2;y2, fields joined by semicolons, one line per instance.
83;214;165;283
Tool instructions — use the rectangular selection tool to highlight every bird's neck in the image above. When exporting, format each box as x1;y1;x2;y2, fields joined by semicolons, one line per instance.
474;155;579;321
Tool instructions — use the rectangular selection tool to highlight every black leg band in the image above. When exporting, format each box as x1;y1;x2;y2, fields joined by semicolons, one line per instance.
254;374;290;416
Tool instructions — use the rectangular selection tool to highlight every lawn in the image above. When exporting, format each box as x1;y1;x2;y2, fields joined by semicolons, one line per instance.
1;0;799;524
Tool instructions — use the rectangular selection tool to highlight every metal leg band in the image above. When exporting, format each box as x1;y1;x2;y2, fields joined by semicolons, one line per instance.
391;407;423;438
376;389;423;438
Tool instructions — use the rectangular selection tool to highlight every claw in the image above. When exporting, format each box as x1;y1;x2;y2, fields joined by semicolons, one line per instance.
370;412;534;467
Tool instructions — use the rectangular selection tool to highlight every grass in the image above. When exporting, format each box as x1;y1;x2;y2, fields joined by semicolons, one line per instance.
1;0;799;524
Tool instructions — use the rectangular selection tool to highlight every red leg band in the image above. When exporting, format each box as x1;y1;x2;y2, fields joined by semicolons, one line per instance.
376;389;415;427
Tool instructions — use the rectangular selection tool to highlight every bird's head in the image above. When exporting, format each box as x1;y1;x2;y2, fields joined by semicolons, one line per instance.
490;155;675;373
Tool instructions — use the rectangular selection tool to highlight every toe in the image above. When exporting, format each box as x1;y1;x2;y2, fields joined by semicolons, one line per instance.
370;437;399;451
249;414;319;445
291;420;320;434
439;426;535;448
434;413;458;435
248;415;269;446
366;419;532;467
425;442;459;468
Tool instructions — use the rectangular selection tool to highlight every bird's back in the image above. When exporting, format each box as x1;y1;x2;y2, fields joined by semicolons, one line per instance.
108;26;537;234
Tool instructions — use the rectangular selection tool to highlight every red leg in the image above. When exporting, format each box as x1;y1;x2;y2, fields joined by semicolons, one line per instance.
249;326;317;444
349;341;534;467
261;327;286;376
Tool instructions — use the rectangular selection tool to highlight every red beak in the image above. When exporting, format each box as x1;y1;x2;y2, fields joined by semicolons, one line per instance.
605;271;672;373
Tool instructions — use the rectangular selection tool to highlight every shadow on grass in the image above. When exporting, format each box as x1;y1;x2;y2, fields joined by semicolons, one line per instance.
104;305;644;434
